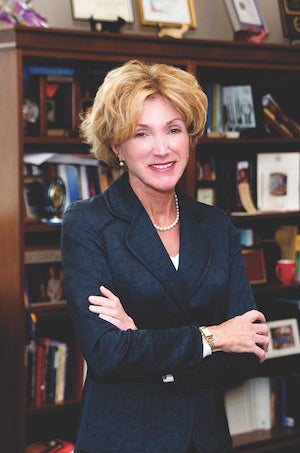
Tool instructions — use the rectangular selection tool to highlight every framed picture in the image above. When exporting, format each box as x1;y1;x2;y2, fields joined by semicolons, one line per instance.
23;177;45;221
224;0;267;33
242;248;267;285
257;152;300;212
278;0;300;40
25;249;65;304
197;187;216;206
266;318;300;358
222;85;256;131
137;0;197;28
71;0;134;22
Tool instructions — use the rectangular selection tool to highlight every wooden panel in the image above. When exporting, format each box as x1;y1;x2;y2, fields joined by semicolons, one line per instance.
0;49;24;452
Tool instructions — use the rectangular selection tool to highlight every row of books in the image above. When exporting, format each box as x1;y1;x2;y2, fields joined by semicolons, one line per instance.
225;374;300;436
196;157;216;182
24;153;121;221
25;338;69;407
25;336;87;408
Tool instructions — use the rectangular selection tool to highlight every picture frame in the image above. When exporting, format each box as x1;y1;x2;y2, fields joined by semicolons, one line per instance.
278;0;300;40
242;248;267;285
137;0;197;28
224;0;267;33
71;0;134;22
257;152;300;212
197;187;216;206
24;249;65;304
266;318;300;359
23;177;45;222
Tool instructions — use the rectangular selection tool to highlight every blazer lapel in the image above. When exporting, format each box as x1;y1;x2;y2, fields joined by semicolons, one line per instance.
125;204;192;319
179;200;212;299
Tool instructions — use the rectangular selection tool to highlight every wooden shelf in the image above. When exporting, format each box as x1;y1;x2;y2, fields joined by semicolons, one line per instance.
233;428;300;452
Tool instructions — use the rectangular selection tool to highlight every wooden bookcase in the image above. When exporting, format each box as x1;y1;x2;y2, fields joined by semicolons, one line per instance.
0;25;300;452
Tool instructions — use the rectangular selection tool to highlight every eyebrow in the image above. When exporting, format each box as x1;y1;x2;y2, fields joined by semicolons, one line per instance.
136;117;185;128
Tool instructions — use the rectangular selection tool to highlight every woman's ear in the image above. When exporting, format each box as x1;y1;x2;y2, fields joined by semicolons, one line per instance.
111;144;125;166
111;144;122;159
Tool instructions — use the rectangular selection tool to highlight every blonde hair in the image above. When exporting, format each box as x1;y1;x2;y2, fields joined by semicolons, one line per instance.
80;60;208;167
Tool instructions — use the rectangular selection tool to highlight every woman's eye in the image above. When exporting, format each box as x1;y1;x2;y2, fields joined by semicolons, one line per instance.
135;131;146;138
170;127;181;134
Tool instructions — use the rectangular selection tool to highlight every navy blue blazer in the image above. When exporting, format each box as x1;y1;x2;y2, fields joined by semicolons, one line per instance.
61;173;260;453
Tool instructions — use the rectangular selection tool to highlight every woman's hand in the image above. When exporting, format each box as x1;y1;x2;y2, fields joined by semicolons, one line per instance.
88;286;138;331
209;310;269;363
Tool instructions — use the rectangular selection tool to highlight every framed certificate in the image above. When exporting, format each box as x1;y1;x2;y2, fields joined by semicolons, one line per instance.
71;0;134;22
137;0;197;28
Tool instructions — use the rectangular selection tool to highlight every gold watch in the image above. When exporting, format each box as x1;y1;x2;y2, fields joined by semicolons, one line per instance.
199;326;215;350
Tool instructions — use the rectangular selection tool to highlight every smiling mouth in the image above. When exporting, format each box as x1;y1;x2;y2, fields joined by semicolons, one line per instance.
150;162;174;170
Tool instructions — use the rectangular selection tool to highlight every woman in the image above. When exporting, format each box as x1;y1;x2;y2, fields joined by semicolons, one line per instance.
61;60;269;453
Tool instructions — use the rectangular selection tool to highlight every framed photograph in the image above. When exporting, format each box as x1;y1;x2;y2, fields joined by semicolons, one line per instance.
23;177;45;222
25;249;65;304
242;248;267;285
222;85;256;131
257;152;300;212
137;0;197;28
266;318;300;358
197;187;216;206
71;0;134;22
39;75;78;138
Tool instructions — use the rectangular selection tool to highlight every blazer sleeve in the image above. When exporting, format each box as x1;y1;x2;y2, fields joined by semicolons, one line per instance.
174;217;263;394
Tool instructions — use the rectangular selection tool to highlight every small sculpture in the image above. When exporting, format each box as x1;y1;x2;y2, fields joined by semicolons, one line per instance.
89;16;125;33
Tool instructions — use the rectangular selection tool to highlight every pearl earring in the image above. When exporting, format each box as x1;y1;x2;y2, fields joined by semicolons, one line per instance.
119;159;124;167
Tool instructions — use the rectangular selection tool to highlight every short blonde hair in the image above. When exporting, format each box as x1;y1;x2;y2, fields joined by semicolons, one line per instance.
80;60;208;167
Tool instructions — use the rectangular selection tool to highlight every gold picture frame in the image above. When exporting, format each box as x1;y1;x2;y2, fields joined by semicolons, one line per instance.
137;0;197;28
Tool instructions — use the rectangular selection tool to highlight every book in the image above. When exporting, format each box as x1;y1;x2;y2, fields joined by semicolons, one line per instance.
224;0;267;33
257;152;300;212
225;377;272;435
281;373;300;428
262;93;300;138
54;341;68;403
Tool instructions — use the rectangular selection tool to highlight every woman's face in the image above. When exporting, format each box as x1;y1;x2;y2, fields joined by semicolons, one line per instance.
113;95;190;196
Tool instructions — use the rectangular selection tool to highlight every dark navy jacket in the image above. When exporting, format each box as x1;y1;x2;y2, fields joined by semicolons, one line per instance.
61;173;259;453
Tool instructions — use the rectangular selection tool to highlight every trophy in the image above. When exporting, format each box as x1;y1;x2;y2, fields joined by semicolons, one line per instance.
42;177;66;224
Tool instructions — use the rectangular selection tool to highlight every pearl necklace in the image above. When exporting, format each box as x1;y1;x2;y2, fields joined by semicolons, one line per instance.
153;193;179;232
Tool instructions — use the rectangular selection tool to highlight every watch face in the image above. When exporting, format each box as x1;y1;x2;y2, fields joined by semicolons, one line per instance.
197;188;215;206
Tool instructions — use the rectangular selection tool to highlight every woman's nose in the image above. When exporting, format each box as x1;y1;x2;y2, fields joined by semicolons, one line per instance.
152;134;168;154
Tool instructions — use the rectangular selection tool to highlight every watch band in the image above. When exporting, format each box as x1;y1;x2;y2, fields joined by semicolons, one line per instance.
199;326;215;351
